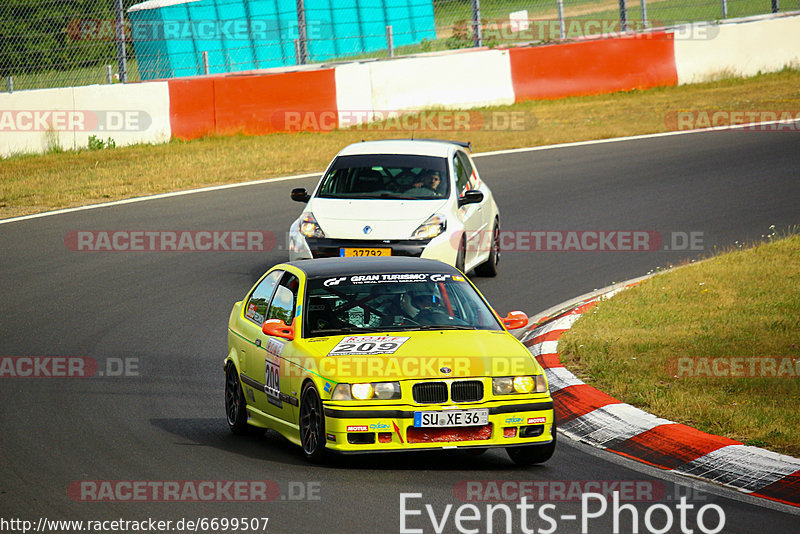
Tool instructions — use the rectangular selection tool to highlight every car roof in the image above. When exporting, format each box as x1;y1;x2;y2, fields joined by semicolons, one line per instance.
336;139;467;158
284;257;462;278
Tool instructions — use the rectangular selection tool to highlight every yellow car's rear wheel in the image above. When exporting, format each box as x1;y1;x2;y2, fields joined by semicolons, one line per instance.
225;363;248;435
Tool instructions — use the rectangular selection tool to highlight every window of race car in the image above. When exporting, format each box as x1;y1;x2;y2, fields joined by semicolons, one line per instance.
317;154;451;200
304;273;502;337
245;271;300;327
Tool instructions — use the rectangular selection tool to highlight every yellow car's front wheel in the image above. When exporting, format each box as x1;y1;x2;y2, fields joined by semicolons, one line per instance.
506;422;557;465
299;382;327;463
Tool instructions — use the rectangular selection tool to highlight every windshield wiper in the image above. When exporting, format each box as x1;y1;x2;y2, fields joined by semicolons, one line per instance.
354;193;418;200
311;327;383;335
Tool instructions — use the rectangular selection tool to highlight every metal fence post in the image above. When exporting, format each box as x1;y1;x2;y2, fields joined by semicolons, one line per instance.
721;0;728;18
106;65;113;84
386;25;394;57
771;0;779;12
640;0;649;28
6;76;13;93
618;0;628;32
202;51;210;75
471;0;482;47
114;0;128;83
296;0;308;64
557;0;566;40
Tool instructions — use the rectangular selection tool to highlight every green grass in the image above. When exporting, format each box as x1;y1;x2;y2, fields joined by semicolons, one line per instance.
559;231;800;456
2;67;799;219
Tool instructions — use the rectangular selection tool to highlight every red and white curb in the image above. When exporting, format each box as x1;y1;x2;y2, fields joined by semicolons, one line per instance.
515;283;800;508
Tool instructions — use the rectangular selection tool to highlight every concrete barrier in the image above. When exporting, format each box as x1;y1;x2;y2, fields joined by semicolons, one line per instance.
72;83;171;148
0;87;75;156
0;83;171;157
675;15;800;84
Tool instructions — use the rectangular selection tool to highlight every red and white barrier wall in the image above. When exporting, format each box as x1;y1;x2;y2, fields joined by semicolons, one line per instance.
1;13;798;156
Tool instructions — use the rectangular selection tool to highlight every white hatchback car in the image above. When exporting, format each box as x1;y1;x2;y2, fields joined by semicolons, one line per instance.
288;139;501;276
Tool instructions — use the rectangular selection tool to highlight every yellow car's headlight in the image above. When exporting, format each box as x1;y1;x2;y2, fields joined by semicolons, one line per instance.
351;383;374;400
493;375;547;395
331;382;401;401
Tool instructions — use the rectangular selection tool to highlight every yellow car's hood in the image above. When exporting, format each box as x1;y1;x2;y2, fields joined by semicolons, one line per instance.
292;330;540;382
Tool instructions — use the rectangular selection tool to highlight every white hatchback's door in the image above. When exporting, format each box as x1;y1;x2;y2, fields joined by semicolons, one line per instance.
453;151;487;268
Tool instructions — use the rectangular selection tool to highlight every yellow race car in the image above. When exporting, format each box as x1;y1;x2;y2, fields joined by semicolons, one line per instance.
225;257;555;464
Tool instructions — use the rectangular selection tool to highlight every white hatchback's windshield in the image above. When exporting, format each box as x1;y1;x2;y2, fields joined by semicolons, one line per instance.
317;154;449;200
304;273;501;337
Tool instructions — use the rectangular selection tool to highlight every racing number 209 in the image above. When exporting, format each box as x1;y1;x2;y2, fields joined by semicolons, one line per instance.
335;342;398;353
329;336;410;355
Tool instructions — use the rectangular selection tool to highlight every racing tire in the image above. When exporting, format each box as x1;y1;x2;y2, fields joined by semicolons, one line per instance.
474;219;500;277
225;363;249;435
455;235;466;274
299;382;328;463
506;425;557;466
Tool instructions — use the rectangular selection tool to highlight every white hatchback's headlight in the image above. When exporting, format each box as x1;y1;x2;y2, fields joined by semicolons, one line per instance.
331;382;401;400
299;212;325;239
493;375;548;395
411;214;447;240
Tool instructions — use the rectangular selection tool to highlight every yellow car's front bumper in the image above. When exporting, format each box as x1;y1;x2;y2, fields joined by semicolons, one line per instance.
321;399;554;453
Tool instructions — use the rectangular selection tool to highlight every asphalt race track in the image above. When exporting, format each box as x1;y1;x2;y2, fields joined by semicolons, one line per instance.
1;129;799;533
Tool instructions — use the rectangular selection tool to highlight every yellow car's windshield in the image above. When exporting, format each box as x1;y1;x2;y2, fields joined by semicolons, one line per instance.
304;273;501;337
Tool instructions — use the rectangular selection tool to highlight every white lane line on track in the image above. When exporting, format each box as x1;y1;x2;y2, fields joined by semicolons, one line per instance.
3;116;799;226
472;117;800;158
0;172;322;226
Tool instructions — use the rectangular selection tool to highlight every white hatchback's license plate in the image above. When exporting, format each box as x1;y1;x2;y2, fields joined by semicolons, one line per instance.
414;409;489;427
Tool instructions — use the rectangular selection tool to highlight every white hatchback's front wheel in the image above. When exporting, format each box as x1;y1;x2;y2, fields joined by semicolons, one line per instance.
475;219;500;277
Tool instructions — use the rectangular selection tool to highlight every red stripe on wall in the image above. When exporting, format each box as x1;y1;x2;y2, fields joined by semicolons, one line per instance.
168;77;216;140
553;384;621;424
607;424;741;470
167;68;338;139
214;69;338;135
509;32;678;101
